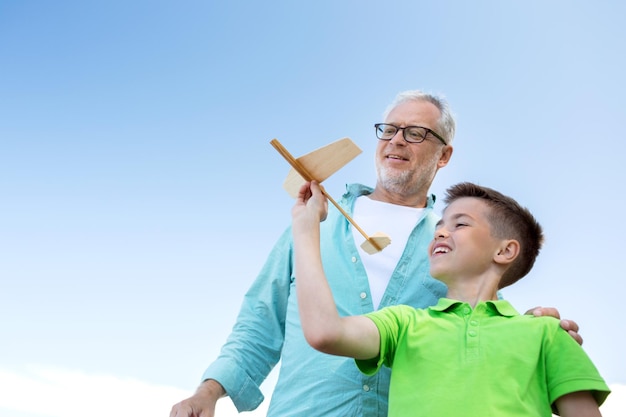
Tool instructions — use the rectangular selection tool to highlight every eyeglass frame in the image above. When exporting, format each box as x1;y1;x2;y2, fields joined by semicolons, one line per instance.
374;123;447;146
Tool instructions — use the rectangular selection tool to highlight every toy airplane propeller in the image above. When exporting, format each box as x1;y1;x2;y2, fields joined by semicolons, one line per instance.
270;138;392;255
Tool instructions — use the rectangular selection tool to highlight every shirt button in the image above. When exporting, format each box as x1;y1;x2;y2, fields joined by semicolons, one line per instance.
468;330;477;337
363;384;370;392
351;256;357;263
360;292;367;299
469;320;478;326
463;307;471;315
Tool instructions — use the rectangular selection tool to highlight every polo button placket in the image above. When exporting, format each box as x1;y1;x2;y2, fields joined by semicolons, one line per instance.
465;307;480;362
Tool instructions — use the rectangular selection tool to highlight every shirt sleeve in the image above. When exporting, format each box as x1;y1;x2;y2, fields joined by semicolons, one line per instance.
201;227;294;411
355;306;408;376
544;320;611;412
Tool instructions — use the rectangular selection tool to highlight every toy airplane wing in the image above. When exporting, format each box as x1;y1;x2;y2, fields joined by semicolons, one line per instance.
281;137;362;198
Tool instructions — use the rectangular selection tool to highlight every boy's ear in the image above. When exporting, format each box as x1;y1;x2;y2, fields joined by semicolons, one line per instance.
494;239;520;265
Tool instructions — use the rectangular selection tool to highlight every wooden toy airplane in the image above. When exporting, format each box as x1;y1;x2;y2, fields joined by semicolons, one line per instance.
270;138;392;255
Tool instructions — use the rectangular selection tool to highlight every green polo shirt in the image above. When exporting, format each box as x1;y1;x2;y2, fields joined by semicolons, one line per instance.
356;299;610;417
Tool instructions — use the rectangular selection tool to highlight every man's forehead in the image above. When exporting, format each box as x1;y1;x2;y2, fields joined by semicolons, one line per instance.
385;100;440;121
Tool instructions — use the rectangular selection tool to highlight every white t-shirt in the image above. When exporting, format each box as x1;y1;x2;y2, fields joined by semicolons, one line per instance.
352;196;424;310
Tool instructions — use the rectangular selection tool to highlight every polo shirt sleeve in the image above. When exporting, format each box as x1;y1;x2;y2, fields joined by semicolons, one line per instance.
544;319;611;411
201;227;294;411
355;305;410;375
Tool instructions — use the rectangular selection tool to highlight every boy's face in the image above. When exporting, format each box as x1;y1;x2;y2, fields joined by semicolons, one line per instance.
428;197;502;282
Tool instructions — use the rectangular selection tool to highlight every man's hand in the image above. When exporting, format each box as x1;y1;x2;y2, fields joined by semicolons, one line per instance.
170;379;225;417
526;306;583;345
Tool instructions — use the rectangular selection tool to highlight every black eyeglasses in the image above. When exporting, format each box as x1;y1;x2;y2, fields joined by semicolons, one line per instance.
374;123;447;145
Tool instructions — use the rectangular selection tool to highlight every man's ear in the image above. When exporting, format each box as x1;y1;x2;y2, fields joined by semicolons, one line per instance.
494;239;520;265
437;145;453;168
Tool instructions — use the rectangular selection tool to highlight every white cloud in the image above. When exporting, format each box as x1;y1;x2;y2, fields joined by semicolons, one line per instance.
0;365;268;417
0;365;620;417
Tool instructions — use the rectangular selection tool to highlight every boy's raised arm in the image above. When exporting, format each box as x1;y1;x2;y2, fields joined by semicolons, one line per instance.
292;181;380;360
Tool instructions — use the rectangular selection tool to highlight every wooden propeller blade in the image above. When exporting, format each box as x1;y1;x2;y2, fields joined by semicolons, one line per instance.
270;138;391;254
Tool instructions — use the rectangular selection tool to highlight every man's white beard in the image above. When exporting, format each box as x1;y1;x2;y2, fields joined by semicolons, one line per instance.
377;167;416;195
376;155;439;196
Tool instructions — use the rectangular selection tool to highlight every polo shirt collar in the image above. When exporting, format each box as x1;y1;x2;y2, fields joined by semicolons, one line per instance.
432;298;520;317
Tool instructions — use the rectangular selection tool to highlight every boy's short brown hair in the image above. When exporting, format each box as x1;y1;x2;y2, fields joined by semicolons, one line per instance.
444;182;544;288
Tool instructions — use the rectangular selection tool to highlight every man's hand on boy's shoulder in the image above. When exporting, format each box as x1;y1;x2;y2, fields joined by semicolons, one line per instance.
526;306;583;345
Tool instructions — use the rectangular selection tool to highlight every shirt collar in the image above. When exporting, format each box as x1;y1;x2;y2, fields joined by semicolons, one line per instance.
343;183;437;209
432;298;520;317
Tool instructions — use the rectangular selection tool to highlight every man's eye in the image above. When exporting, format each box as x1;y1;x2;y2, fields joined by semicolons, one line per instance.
407;131;423;140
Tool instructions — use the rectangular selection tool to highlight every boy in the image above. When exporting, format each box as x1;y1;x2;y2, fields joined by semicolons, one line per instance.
291;180;610;417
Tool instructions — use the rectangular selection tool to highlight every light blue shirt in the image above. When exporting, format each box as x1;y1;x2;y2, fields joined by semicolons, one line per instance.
202;183;447;416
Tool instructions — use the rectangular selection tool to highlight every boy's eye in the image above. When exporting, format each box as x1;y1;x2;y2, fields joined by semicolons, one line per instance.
455;223;467;228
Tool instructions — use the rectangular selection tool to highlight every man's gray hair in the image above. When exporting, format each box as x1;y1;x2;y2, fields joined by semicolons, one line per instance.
383;90;456;145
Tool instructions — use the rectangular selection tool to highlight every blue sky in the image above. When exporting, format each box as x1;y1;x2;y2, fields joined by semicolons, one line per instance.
1;1;625;416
